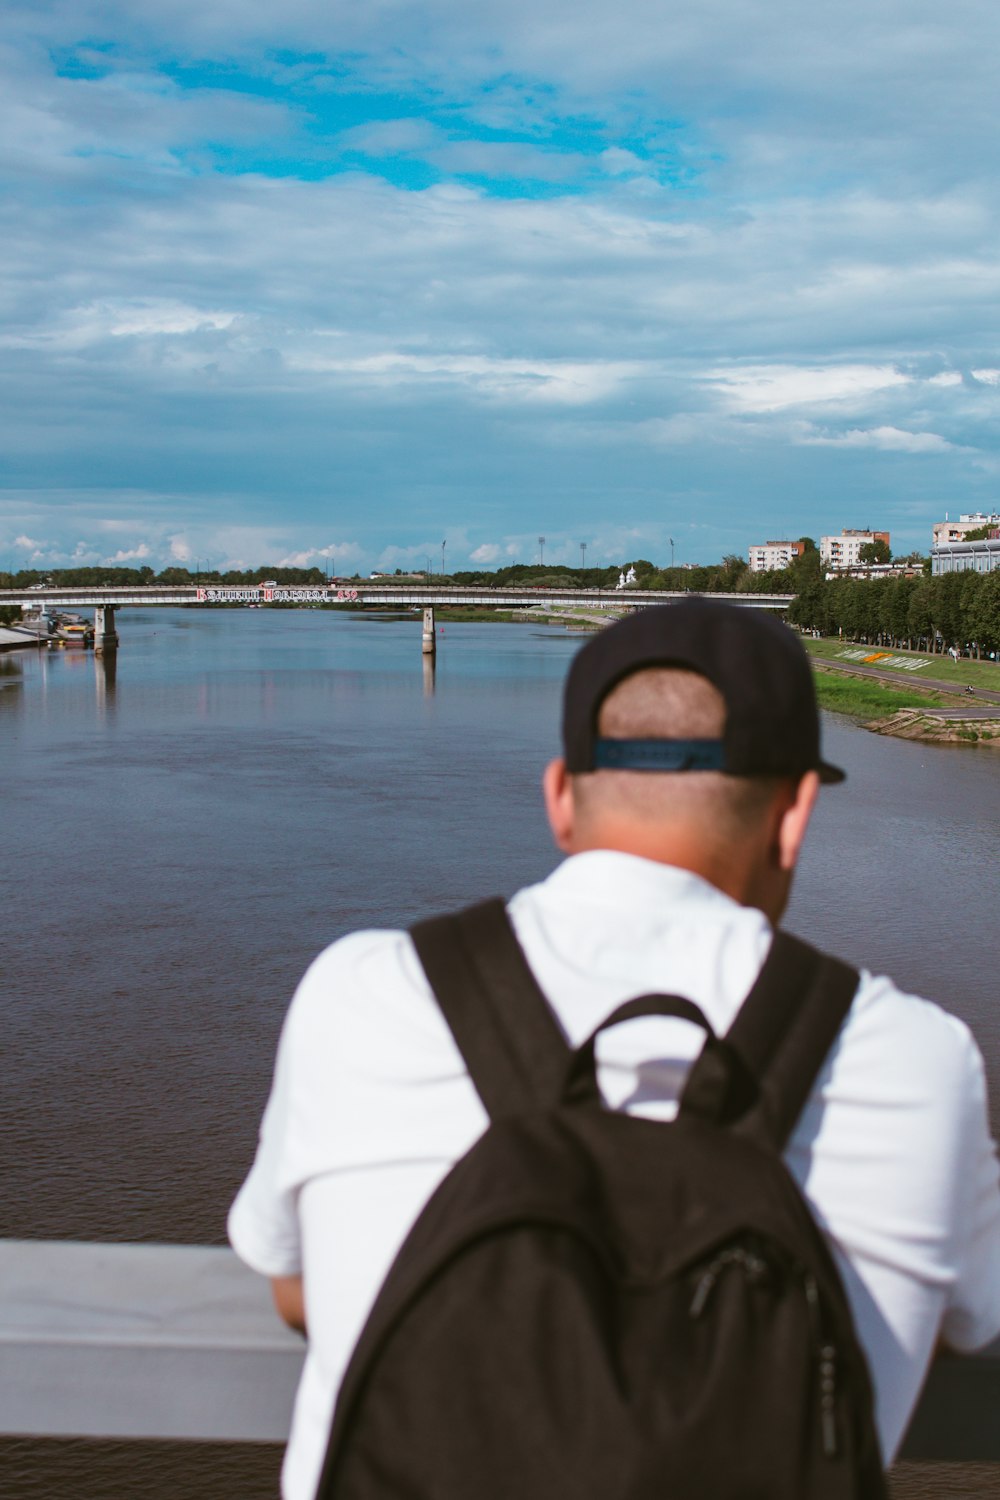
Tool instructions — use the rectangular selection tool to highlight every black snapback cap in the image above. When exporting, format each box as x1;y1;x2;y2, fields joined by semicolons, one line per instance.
562;599;845;785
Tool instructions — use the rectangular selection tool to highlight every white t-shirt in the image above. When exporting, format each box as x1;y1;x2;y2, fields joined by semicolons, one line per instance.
229;851;1000;1500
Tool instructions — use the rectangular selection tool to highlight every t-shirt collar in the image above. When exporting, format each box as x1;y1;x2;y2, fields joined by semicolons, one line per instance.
540;848;744;916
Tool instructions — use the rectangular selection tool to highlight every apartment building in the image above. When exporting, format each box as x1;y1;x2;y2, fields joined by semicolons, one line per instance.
931;512;1000;547
747;540;805;573
819;529;890;570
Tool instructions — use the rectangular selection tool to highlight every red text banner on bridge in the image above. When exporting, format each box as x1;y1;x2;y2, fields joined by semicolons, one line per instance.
196;587;358;603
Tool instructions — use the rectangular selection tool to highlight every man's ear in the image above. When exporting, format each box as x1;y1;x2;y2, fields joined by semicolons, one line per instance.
776;771;820;873
543;757;576;852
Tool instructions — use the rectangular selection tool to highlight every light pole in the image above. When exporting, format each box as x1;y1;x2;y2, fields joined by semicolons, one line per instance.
669;537;675;570
538;536;545;567
580;541;587;572
441;540;446;576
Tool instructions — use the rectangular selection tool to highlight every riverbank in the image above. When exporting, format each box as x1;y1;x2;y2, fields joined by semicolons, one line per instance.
432;604;615;628
801;637;1000;746
867;709;1000;748
814;665;1000;747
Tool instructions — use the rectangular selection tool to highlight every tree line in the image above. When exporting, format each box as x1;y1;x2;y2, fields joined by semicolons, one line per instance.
789;569;1000;656
0;564;331;588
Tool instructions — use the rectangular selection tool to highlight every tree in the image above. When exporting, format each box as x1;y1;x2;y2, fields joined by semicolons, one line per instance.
968;570;1000;655
713;554;747;591
907;581;935;650
858;540;891;565
885;576;917;647
790;547;822;587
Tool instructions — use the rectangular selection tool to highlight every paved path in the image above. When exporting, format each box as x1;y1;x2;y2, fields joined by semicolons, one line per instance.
923;704;1000;721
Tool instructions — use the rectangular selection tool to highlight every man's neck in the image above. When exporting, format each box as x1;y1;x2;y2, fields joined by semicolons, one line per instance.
566;828;787;922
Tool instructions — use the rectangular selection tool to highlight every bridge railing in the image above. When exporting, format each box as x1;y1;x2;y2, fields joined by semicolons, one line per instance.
0;1239;997;1460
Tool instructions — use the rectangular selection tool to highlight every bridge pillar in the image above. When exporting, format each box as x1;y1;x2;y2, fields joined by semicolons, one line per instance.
93;605;119;654
422;606;436;655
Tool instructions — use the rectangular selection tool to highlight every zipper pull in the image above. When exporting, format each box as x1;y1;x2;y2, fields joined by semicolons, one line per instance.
819;1344;839;1457
689;1267;718;1318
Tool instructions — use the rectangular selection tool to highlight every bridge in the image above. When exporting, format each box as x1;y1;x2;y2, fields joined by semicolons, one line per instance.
0;584;794;654
1;1239;997;1463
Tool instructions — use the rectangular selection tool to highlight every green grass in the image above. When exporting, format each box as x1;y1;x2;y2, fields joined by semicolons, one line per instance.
803;635;1000;690
432;607;519;623
813;673;944;719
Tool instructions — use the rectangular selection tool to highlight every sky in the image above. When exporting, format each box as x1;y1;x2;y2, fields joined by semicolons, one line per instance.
2;1;1000;575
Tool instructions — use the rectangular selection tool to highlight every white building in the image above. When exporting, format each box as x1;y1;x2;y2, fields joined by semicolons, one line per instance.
819;529;890;570
931;537;1000;576
747;540;805;573
931;512;1000;547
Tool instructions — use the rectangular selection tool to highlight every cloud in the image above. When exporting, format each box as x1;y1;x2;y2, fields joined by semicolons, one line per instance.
799;425;955;453
274;541;361;566
106;543;152;561
2;1;1000;569
0;299;239;353
705;364;911;413
9;533;103;564
287;349;648;405
314;541;362;562
469;542;502;563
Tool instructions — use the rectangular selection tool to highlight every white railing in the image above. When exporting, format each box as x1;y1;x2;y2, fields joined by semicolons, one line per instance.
0;1241;300;1442
0;1239;995;1460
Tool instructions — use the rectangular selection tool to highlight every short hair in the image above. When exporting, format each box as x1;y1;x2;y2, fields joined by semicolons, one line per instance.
570;667;785;842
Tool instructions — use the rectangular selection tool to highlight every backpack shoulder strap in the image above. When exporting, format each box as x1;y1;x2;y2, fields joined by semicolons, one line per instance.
724;930;860;1151
409;898;571;1122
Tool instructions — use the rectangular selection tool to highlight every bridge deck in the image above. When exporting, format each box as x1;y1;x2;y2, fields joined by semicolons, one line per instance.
0;585;793;610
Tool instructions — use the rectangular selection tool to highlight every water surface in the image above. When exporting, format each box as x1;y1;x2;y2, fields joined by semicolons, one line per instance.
2;608;997;1497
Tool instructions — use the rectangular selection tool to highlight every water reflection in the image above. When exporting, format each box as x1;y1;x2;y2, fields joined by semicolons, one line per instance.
422;653;436;697
0;653;24;705
94;651;117;715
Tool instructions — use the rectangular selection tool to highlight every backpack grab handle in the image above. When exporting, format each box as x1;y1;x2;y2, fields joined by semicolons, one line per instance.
563;994;718;1108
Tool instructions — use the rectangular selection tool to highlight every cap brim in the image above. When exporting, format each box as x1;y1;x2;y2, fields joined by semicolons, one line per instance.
818;760;847;785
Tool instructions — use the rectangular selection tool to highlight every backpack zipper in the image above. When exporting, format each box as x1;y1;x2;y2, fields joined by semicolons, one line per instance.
804;1273;840;1458
687;1245;842;1462
688;1243;770;1318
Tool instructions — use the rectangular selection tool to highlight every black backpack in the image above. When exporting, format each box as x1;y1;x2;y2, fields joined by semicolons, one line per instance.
316;898;887;1500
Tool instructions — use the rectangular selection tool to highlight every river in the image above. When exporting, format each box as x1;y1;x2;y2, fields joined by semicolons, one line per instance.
2;607;998;1498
